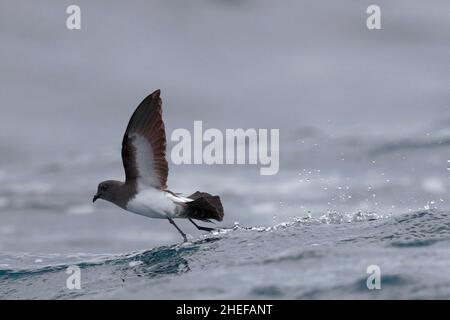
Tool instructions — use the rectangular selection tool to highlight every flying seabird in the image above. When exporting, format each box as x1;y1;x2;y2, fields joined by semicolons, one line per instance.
93;90;224;242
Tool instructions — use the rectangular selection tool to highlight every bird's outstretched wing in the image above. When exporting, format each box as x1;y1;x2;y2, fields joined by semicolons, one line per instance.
121;89;168;189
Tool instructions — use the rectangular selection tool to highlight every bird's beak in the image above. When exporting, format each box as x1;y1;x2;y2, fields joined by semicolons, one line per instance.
93;194;100;203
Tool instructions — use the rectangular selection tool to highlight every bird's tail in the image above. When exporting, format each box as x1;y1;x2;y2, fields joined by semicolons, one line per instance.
184;191;224;222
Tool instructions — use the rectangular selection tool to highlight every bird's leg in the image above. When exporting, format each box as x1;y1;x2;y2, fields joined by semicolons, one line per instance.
189;219;216;232
168;217;188;242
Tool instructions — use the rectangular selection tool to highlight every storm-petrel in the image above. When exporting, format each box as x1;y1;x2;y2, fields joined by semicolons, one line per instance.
93;90;224;242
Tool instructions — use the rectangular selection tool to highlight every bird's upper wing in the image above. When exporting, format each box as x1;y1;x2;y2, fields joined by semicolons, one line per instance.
121;89;168;189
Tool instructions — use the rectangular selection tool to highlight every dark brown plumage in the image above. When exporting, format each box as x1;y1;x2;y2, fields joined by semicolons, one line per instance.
121;89;168;189
183;191;224;221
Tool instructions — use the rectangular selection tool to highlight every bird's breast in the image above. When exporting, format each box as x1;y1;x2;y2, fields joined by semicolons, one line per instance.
126;188;177;219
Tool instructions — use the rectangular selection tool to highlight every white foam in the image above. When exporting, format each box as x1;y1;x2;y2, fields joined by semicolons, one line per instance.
128;261;143;267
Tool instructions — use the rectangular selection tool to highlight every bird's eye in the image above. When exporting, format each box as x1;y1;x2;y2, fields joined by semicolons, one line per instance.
101;185;108;191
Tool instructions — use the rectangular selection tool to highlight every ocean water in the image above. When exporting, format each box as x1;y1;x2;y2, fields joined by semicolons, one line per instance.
2;209;450;299
1;127;450;299
1;0;450;299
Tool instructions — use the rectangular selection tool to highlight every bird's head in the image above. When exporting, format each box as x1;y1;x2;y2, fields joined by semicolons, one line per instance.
93;180;123;203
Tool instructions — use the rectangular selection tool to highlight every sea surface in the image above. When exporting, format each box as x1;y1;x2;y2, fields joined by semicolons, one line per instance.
1;209;450;299
1;126;450;299
1;0;450;299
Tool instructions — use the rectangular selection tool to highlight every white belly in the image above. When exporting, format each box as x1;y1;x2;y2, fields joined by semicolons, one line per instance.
126;189;178;219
